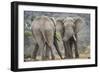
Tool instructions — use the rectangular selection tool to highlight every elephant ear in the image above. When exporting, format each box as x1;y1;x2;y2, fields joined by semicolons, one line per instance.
56;17;65;37
74;17;85;33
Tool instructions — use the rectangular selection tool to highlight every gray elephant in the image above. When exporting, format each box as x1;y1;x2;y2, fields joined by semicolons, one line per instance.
56;17;85;59
31;16;63;60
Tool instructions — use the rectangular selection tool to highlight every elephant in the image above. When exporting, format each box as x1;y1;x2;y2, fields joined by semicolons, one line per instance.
31;16;63;60
56;16;85;59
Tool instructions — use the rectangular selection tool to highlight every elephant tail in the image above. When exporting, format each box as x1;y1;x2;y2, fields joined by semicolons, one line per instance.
39;29;47;45
40;29;52;50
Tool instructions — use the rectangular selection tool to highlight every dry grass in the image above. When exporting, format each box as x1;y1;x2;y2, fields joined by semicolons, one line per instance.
78;45;90;59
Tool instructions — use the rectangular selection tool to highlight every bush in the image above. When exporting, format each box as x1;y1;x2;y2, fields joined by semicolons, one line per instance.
24;31;32;37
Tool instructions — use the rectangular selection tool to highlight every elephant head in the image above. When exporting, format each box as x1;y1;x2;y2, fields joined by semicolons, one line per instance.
56;16;85;42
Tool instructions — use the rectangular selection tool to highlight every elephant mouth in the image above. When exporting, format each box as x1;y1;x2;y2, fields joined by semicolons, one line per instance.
62;35;76;42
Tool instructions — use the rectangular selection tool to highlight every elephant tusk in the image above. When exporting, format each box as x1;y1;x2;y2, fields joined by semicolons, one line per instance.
73;35;76;41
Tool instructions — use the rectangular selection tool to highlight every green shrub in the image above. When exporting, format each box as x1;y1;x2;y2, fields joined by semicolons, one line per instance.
24;31;32;37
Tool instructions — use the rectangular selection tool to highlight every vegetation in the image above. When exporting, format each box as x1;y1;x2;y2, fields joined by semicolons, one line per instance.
24;31;32;37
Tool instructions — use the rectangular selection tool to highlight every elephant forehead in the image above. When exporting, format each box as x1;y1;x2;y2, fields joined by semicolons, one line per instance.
65;17;73;20
56;22;63;29
64;21;74;27
64;17;74;23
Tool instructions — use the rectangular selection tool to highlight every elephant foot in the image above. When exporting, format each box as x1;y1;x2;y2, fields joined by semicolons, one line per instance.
64;56;73;59
51;58;55;60
64;56;69;59
51;56;55;60
75;55;79;58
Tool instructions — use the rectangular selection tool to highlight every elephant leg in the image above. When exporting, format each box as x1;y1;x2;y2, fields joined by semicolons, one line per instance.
68;37;74;58
44;45;50;60
74;41;79;58
31;44;39;60
38;43;45;60
46;43;55;60
64;40;73;59
34;33;44;60
73;34;79;58
63;41;70;59
54;37;63;59
50;49;55;60
66;41;72;58
63;41;67;58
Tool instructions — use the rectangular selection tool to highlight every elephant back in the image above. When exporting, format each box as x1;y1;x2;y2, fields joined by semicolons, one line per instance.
31;16;55;31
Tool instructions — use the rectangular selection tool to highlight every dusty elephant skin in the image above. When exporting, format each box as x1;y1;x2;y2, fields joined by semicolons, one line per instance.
31;16;63;60
56;17;85;59
31;16;86;60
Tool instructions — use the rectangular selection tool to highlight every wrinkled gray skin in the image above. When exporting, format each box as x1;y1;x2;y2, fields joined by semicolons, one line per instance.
56;17;85;58
31;16;63;60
